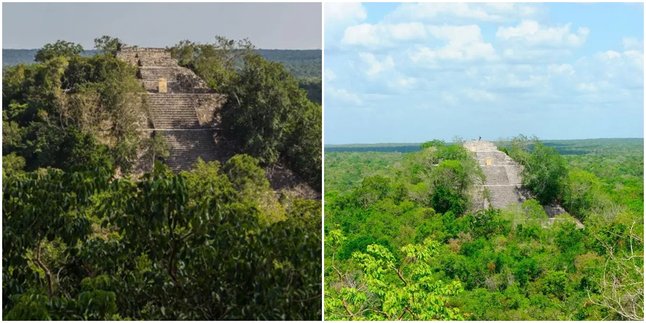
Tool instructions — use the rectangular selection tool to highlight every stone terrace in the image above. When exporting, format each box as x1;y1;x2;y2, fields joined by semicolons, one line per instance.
117;47;226;170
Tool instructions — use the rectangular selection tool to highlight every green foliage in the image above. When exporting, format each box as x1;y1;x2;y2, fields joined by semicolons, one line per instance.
169;37;253;92
325;151;403;193
522;142;568;205
430;160;470;214
35;40;83;62
170;37;321;189
326;234;464;320
93;35;125;55
222;54;304;161
3;154;321;320
325;138;643;320
538;270;570;300
3;42;148;173
222;53;321;187
4;294;52;320
257;49;321;79
4;37;322;320
2;153;26;176
298;77;322;104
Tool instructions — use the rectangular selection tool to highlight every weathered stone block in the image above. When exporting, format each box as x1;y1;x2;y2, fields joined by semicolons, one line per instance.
158;78;167;93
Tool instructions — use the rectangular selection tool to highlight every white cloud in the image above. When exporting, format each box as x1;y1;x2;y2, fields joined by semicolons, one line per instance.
597;49;643;69
324;2;643;142
465;89;497;102
342;22;427;47
359;52;395;76
327;87;363;106
496;20;589;47
548;64;575;76
410;25;496;64
325;2;366;24
577;82;598;92
387;2;539;23
622;37;642;50
600;50;621;60
325;68;337;82
383;75;421;93
389;76;418;89
441;92;460;106
500;47;572;63
586;48;643;90
428;25;482;43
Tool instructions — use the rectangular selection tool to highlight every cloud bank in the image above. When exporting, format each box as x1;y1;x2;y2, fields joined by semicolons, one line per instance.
324;2;643;143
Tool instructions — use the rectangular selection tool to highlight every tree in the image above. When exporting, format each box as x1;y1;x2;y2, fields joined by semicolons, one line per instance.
221;54;296;164
169;37;254;92
3;48;147;173
35;40;83;62
221;53;322;189
94;35;125;55
589;222;644;320
430;160;470;214
169;37;321;189
562;169;608;220
4;36;322;320
326;238;464;320
522;143;568;205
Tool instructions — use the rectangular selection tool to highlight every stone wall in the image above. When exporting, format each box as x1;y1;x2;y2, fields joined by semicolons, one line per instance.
119;47;213;93
116;47;172;66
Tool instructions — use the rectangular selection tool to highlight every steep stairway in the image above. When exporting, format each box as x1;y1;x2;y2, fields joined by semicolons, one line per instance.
118;47;224;171
146;93;217;129
464;140;581;227
464;141;525;209
158;130;220;170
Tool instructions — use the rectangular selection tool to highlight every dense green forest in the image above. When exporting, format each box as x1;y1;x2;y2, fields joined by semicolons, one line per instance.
3;48;322;104
325;143;422;153
3;37;321;319
325;138;643;320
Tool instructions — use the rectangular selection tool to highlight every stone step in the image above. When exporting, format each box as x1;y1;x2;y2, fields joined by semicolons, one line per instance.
146;93;219;100
481;166;510;185
159;130;219;170
138;57;176;67
487;185;523;209
465;140;525;210
139;66;189;79
145;93;222;129
138;67;211;93
119;49;226;171
142;81;214;93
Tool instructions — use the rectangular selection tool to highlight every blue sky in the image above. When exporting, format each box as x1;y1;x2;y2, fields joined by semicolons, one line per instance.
324;2;644;144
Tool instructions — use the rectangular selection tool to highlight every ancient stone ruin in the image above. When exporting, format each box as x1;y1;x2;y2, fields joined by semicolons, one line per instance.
116;47;318;198
464;140;581;227
464;140;526;210
117;47;227;170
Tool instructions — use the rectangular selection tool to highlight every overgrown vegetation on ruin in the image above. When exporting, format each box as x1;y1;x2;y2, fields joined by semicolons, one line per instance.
3;37;321;320
324;138;643;320
169;37;322;189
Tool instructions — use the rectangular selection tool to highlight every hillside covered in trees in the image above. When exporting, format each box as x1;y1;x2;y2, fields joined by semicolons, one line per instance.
2;36;321;320
3;47;321;104
325;137;643;320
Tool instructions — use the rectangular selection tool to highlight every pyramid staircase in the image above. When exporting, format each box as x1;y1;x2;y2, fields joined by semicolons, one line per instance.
463;141;525;209
117;47;225;170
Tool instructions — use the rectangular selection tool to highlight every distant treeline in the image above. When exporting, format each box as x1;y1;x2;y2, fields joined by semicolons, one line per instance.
325;138;643;155
325;144;422;153
3;48;321;79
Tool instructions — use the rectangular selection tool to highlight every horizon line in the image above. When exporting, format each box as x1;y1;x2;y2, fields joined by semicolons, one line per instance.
325;137;645;147
3;47;322;51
